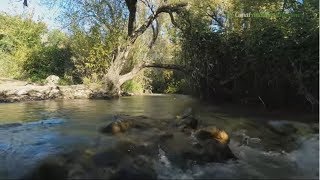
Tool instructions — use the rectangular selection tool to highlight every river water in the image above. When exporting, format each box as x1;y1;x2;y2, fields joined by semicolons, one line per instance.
0;95;318;179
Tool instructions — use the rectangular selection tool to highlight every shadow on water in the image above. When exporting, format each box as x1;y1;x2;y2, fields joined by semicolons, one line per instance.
0;94;318;179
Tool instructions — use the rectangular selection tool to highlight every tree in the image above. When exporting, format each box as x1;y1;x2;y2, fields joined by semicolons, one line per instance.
173;0;318;110
22;0;318;110
103;0;188;96
0;13;46;78
40;0;187;96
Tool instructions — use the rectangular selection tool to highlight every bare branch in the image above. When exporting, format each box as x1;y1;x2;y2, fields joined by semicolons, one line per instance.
23;0;28;7
129;2;187;43
206;12;224;28
169;12;179;27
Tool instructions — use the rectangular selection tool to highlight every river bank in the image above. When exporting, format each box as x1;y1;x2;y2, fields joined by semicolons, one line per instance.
0;78;318;121
0;77;113;103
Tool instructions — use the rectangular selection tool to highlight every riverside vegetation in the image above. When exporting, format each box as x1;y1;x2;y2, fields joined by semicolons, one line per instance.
0;0;318;111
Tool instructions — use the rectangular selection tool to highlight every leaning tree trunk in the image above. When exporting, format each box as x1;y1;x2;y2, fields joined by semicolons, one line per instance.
102;1;187;97
104;59;189;97
104;65;122;97
104;45;131;97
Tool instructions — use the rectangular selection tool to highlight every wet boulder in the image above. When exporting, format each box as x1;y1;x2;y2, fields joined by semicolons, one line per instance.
161;130;236;167
159;131;236;168
91;141;158;179
175;108;199;133
93;141;158;167
100;115;151;134
182;139;236;164
177;116;198;131
98;114;236;170
110;155;157;180
195;126;230;144
100;119;134;134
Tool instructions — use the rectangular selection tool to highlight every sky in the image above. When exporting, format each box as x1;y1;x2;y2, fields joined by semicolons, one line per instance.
0;0;62;30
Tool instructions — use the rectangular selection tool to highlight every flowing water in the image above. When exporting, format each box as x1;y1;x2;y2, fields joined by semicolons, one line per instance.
0;95;318;179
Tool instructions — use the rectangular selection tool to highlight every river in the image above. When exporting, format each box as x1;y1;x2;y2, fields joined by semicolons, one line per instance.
0;95;318;179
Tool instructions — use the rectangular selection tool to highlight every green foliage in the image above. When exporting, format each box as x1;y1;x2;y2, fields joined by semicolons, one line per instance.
21;28;76;84
122;80;144;94
0;14;46;78
1;0;317;110
149;69;188;94
70;26;125;80
121;72;152;94
0;14;76;84
165;79;188;94
23;45;73;83
54;0;128;83
173;0;318;108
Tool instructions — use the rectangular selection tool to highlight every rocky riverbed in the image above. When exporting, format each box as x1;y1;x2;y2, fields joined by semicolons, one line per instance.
24;112;237;179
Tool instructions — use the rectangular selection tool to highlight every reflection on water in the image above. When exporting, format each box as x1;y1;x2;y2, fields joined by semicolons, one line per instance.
0;95;318;179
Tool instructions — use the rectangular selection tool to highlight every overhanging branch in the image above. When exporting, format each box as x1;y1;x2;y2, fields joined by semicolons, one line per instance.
129;2;187;43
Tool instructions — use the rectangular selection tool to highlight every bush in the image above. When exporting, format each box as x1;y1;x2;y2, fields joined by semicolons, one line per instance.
0;14;46;78
23;45;73;83
121;80;144;94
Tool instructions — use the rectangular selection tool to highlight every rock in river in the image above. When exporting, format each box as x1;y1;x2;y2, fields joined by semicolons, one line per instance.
100;115;151;134
26;114;236;179
195;126;230;144
177;116;198;131
100;119;134;134
110;155;157;180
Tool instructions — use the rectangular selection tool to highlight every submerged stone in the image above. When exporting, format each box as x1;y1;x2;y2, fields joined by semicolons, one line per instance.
101;120;133;134
110;155;157;180
268;121;298;136
100;115;152;134
177;116;198;130
25;161;68;180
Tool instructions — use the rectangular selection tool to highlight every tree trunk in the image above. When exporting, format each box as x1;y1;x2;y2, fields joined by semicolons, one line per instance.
104;63;122;97
102;2;187;97
104;60;189;98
